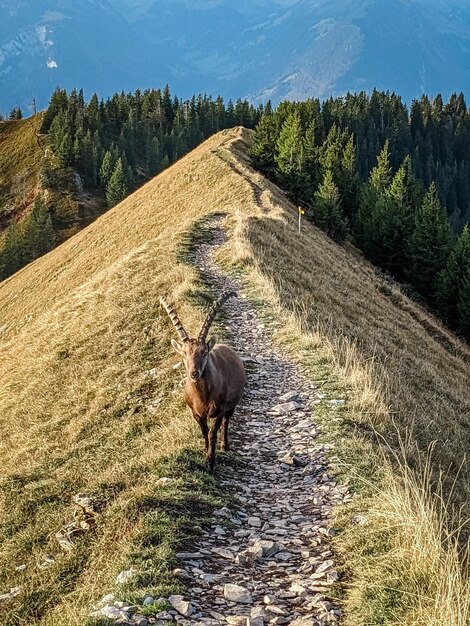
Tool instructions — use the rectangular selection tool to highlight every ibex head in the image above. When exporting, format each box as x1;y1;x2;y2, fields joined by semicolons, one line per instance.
160;291;236;381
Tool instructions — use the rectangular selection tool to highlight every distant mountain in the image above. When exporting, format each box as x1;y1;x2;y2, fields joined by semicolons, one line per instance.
3;0;470;112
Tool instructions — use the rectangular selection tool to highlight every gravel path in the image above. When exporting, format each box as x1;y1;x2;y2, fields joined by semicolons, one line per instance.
164;216;347;626
93;215;349;626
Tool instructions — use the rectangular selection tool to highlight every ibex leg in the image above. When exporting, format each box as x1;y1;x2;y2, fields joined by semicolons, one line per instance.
193;412;209;452
207;415;223;472
221;408;235;452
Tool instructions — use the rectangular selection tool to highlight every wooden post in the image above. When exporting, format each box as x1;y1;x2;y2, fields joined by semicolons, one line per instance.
298;206;304;234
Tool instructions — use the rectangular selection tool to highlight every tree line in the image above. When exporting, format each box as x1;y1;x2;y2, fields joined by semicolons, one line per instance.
0;85;263;281
250;91;470;340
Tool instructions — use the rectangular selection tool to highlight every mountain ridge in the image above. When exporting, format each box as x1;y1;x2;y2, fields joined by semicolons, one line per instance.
0;126;468;625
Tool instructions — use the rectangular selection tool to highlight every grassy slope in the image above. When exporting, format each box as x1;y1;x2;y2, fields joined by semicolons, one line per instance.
0;115;44;226
0;127;469;625
218;131;470;625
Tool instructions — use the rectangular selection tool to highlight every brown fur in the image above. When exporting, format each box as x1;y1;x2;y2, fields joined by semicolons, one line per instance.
180;342;246;471
161;294;246;471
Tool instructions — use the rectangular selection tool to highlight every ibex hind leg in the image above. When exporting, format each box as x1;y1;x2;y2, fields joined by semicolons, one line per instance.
220;408;235;452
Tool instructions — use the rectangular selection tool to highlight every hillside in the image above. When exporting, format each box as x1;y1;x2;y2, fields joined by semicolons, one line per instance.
0;116;43;229
0;128;469;626
4;0;470;111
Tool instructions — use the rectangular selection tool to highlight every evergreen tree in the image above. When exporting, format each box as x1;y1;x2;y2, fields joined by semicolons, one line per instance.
375;156;418;278
99;149;117;189
408;182;453;299
275;111;312;202
312;169;349;241
457;270;470;340
250;112;277;174
22;197;56;262
355;141;392;257
0;222;24;279
436;224;470;327
56;131;74;167
106;158;128;207
9;106;23;120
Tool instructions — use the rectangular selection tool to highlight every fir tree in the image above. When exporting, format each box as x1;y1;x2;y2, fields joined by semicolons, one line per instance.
275;111;312;202
99;149;117;189
436;224;470;327
250;112;277;174
457;269;470;340
22;197;56;262
56;132;74;167
0;222;24;279
408;182;453;299
355;142;392;257
9;106;23;120
312;169;349;242
106;158;128;207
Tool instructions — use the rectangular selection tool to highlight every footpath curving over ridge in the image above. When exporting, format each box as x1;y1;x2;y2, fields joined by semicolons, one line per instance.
170;215;346;625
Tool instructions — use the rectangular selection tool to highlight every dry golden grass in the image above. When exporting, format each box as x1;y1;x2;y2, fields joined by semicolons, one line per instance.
0;128;252;625
0;115;44;224
0;126;469;625
215;130;470;624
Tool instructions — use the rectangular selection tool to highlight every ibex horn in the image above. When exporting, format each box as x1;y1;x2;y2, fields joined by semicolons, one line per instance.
160;297;189;342
198;290;236;342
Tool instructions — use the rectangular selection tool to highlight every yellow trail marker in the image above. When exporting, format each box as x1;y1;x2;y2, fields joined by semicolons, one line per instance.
298;206;305;233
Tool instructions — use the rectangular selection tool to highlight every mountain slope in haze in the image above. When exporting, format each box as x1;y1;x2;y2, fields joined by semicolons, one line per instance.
0;0;157;113
0;126;468;625
3;0;470;112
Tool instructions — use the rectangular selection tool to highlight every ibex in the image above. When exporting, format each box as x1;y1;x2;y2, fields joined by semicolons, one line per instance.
160;291;246;472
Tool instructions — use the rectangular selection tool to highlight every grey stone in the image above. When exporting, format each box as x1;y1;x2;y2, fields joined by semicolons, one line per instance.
168;595;194;617
116;568;137;584
224;584;253;604
175;552;202;559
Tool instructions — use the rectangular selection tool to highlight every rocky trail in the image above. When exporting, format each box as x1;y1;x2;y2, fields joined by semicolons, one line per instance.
95;216;349;626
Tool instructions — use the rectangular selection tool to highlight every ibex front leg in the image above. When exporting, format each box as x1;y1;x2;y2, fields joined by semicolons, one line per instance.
207;414;223;472
193;412;209;452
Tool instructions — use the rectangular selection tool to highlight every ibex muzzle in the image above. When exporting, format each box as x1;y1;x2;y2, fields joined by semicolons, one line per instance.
160;291;246;472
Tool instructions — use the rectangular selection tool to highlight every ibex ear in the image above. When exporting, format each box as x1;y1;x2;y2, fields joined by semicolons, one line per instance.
207;336;217;351
171;338;185;355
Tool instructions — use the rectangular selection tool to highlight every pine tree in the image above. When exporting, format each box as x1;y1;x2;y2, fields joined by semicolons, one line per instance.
355;142;392;257
22;197;56;262
250;112;277;174
106;158;128;207
312;169;349;241
436;224;470;327
370;140;392;193
408;182;453;299
457;269;470;340
0;222;24;279
375;156;418;278
275;111;312;202
56;131;74;167
99;150;117;189
9;106;23;120
338;134;361;220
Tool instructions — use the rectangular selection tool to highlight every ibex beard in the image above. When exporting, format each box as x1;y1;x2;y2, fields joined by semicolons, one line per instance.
160;291;246;472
